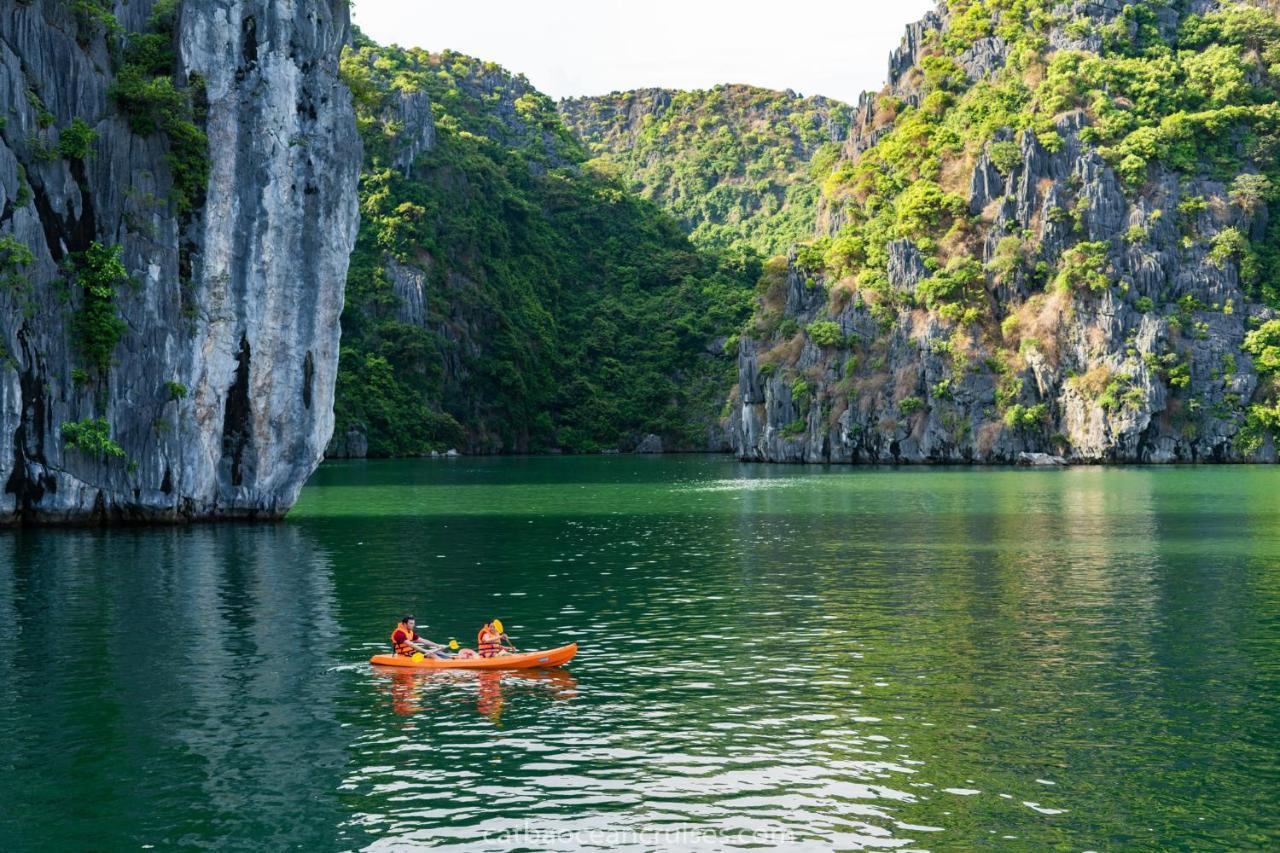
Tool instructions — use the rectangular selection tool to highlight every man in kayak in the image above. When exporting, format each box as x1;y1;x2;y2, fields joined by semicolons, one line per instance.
391;615;451;659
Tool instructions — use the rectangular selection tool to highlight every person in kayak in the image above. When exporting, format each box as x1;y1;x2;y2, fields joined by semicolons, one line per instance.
391;615;450;659
477;620;511;658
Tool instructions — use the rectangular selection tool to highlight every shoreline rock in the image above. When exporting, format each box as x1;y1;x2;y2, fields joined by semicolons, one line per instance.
1017;452;1068;467
634;434;664;454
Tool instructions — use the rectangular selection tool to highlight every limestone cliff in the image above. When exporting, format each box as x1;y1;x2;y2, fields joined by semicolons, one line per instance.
730;0;1280;464
0;0;360;524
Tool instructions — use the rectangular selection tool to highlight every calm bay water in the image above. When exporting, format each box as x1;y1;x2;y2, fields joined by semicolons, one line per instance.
1;456;1278;850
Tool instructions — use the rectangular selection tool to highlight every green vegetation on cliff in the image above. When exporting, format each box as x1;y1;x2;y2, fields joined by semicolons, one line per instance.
106;0;209;215
733;0;1280;463
336;40;756;455
816;0;1280;312
560;86;851;256
60;416;126;460
68;241;128;377
1240;319;1280;451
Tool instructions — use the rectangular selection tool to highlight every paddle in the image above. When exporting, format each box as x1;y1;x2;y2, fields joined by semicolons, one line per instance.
410;638;455;660
493;618;518;653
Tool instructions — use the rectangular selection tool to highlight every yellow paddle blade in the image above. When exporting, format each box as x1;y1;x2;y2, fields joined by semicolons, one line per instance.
492;618;504;634
449;639;459;650
412;652;424;662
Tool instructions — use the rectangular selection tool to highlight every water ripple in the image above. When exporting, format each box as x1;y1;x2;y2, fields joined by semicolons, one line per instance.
2;459;1278;850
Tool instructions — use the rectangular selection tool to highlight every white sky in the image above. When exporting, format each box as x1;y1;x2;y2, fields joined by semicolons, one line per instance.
350;0;938;104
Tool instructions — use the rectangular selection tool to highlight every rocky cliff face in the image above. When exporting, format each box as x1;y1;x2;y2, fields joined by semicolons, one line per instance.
730;0;1280;464
0;0;360;525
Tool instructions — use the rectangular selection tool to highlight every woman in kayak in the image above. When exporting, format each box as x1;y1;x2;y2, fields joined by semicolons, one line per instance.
477;620;511;658
391;615;451;659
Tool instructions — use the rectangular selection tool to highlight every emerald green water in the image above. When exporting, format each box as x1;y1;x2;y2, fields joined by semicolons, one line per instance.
2;457;1278;850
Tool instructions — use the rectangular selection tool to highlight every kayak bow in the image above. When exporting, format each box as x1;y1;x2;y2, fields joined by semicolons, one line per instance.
370;642;577;670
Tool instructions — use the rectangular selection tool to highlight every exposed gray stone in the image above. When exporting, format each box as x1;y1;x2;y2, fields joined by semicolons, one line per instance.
388;91;435;177
329;426;369;459
634;434;664;454
888;12;944;87
887;240;928;294
1018;452;1068;466
0;0;360;525
388;258;429;327
959;37;1007;81
969;149;1005;215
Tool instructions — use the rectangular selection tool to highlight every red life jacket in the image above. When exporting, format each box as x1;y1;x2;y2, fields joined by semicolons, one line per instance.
391;623;419;656
477;623;502;658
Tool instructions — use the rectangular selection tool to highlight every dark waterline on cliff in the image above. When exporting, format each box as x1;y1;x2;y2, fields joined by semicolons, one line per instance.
1;456;1277;849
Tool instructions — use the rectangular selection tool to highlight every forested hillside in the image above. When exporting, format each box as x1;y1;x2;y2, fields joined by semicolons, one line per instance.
730;0;1280;464
560;86;851;256
333;38;757;455
333;1;1280;465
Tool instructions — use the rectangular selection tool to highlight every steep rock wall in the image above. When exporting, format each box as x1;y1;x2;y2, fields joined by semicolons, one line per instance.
0;0;360;524
730;0;1280;464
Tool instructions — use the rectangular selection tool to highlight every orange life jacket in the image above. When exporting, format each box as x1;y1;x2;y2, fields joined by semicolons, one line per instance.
477;623;502;658
391;623;419;656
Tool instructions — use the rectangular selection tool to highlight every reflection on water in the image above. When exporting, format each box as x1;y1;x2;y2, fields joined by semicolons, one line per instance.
0;525;350;849
371;668;578;721
2;457;1278;850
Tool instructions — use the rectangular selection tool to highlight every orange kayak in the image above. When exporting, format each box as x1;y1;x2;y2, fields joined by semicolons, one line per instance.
369;642;577;670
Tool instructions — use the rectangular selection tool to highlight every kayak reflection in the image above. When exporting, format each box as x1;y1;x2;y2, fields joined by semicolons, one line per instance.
374;667;578;721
